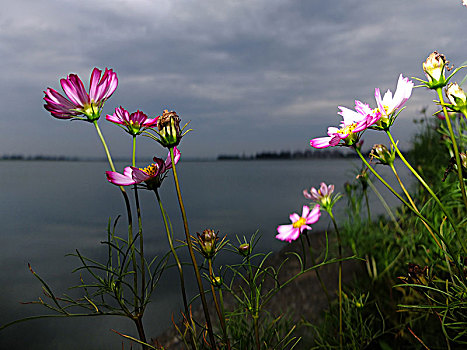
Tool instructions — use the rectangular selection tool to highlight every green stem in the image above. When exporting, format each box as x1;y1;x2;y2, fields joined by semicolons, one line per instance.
92;121;138;311
169;147;217;349
208;259;230;349
328;211;343;350
303;231;331;307
133;136;145;313
386;131;466;254
93;121;117;172
363;188;371;224
154;190;196;350
133;317;148;350
245;253;260;350
367;178;401;232
389;162;442;251
437;88;467;209
356;148;461;268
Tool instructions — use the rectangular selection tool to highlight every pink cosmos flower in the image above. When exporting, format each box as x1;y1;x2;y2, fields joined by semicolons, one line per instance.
375;74;413;122
106;148;180;189
44;67;118;121
310;102;380;149
276;205;321;242
303;182;335;202
106;107;158;135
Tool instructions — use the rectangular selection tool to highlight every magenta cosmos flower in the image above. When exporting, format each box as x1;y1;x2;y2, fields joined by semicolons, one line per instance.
374;74;413;127
303;182;334;202
276;205;321;242
106;107;158;135
44;67;118;121
310;102;380;149
106;147;180;190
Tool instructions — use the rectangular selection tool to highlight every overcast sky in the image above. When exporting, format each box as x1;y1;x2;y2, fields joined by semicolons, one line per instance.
2;0;467;159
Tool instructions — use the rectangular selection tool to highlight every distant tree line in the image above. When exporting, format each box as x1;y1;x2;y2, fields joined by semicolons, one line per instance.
217;148;375;160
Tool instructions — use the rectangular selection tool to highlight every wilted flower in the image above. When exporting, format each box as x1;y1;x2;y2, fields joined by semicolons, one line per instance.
276;205;321;242
106;107;158;135
106;148;180;190
370;144;395;165
44;68;118;121
374;74;413;128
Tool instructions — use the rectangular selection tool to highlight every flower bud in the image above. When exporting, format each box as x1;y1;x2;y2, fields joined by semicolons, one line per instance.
423;51;447;88
157;109;182;147
238;243;250;257
211;275;223;288
196;229;218;259
446;83;467;115
370;144;395;165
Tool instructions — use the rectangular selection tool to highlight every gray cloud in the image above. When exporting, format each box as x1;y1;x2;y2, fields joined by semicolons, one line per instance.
1;0;466;158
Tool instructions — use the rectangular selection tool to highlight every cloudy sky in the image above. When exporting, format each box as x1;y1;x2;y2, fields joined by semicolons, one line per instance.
2;0;467;159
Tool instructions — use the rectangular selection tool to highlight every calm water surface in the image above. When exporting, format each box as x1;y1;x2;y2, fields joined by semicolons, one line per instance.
0;159;410;349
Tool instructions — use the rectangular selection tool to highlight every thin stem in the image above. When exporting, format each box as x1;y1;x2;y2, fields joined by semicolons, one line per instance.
389;162;442;250
367;178;401;232
154;190;195;350
356;148;459;265
208;259;230;349
169;147;217;349
254;316;260;350
92;121;138;310
363;188;371;223
328;211;342;350
386;131;466;254
133;136;145;312
134;317;148;350
437;88;467;208
245;253;260;350
93;121;117;172
303;231;331;307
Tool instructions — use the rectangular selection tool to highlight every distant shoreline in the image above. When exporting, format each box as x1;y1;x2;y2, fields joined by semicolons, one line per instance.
0;149;408;162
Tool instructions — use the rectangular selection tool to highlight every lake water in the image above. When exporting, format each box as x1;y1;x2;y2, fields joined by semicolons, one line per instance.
0;159;411;349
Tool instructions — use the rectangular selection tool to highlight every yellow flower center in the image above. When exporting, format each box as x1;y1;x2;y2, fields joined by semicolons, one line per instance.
139;163;159;176
292;217;306;228
337;123;357;135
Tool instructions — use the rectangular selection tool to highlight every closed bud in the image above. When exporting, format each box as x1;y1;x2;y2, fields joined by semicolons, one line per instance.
157;109;182;147
423;51;447;89
370;144;395;165
446;83;467;116
196;229;218;259
211;275;223;287
238;243;250;257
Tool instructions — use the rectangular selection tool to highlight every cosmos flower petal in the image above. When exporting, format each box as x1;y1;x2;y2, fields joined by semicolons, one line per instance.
301;205;310;218
310;136;335;149
45;67;118;121
320;182;328;196
276;225;299;242
290;213;300;222
129;167;151;183
88;67;103;102
303;189;313;199
106;170;137;186
306;205;321;224
338;106;366;124
164;147;181;170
